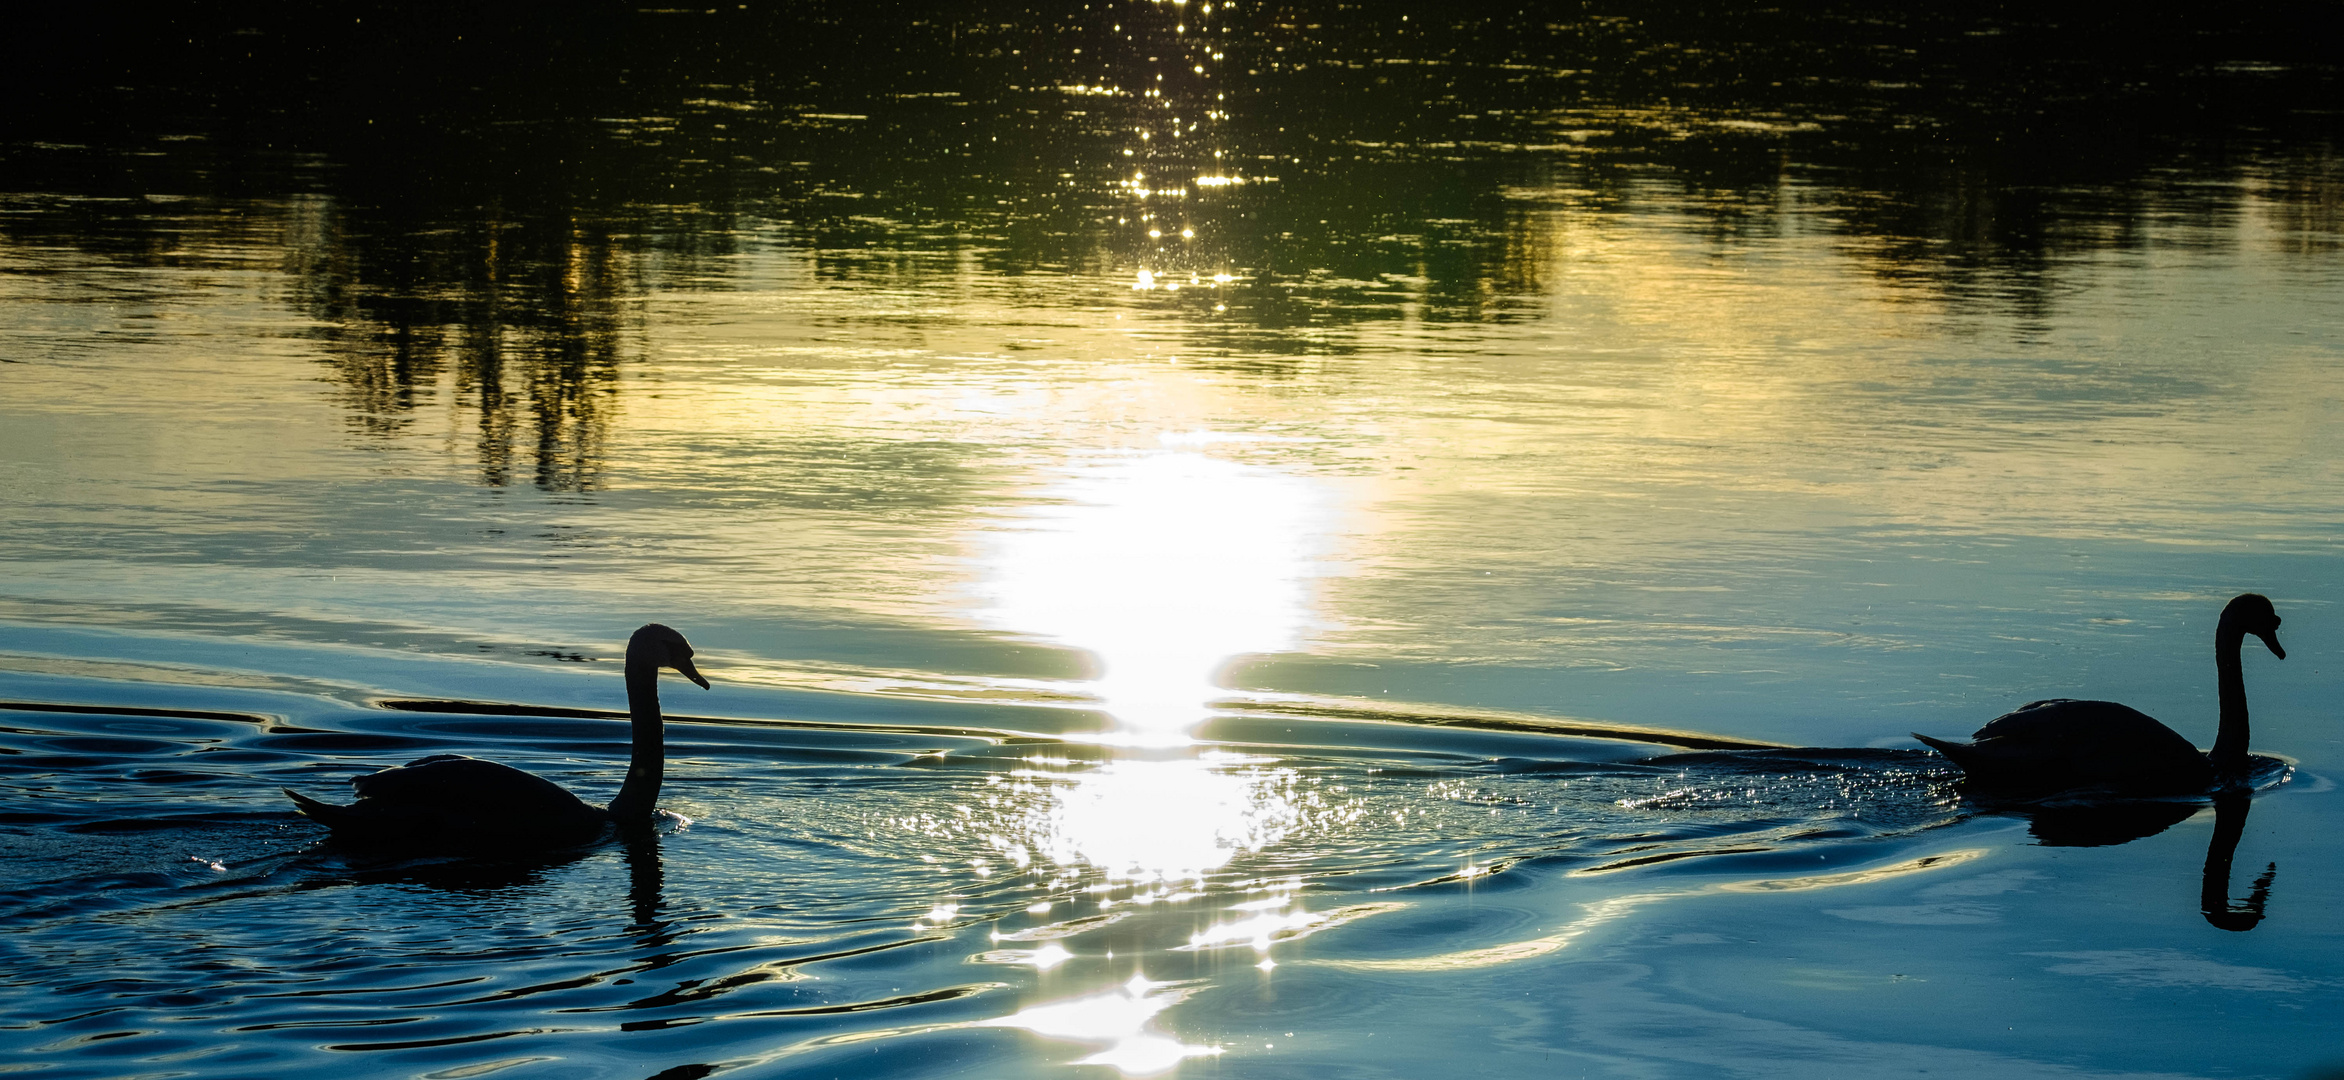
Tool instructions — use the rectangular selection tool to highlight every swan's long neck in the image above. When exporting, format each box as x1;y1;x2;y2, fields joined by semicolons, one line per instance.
607;643;665;823
2210;623;2251;773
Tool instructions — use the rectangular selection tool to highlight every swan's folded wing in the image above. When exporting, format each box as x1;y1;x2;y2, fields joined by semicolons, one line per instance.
352;756;595;815
1973;699;2170;744
1959;699;2212;794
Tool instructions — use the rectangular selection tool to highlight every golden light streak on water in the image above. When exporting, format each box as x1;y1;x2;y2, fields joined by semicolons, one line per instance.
1318;848;1993;972
974;973;1222;1076
978;445;1334;744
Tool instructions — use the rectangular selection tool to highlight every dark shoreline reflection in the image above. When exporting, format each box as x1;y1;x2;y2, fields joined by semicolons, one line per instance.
300;207;634;491
3;3;2338;487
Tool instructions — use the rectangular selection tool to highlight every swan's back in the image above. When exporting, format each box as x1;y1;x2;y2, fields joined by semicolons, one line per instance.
1918;699;2214;795
287;754;609;848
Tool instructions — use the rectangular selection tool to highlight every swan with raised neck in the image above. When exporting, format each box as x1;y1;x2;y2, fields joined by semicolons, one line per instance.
285;623;708;847
1914;594;2283;796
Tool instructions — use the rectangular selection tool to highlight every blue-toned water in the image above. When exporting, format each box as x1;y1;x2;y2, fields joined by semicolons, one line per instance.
4;4;2343;1077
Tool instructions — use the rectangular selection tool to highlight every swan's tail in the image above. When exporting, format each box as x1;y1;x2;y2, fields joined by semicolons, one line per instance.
1911;733;1983;773
283;787;357;828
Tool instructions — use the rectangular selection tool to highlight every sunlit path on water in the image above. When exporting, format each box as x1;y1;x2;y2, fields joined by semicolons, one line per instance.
964;443;1341;1069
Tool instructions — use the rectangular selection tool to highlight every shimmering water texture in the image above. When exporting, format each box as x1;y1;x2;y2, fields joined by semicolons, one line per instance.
6;1;2344;1078
0;669;2307;1079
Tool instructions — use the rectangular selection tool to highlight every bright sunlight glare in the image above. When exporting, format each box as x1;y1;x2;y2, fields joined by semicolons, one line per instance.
1018;754;1305;884
976;973;1221;1076
979;447;1332;744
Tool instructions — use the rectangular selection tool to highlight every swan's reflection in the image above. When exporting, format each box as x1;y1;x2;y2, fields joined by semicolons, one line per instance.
2004;793;2274;932
308;833;680;944
322;846;592;892
624;833;666;935
2200;794;2274;932
2012;799;2197;847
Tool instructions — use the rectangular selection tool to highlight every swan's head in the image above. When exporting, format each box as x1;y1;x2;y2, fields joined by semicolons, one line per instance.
630;623;712;688
2222;593;2284;660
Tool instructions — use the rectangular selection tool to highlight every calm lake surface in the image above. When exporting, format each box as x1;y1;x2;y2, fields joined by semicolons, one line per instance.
4;4;2342;1077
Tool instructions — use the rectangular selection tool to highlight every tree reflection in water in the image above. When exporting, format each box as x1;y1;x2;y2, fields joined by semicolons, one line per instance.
296;207;631;491
4;3;2338;491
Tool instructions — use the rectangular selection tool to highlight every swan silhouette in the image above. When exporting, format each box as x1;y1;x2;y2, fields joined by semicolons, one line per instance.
1915;594;2283;796
285;624;708;848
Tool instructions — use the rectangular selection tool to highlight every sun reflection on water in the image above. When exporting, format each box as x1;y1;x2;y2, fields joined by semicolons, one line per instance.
979;445;1333;745
976;973;1222;1075
1016;754;1307;886
959;446;1336;1070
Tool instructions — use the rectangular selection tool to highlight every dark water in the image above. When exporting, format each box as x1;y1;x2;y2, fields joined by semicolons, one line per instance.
4;3;2343;1077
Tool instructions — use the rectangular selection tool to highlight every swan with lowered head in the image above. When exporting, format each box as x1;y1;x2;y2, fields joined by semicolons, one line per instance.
286;624;708;848
1915;593;2284;796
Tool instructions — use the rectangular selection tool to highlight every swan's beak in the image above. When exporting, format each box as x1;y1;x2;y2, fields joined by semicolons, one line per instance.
674;655;711;689
2256;630;2285;660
